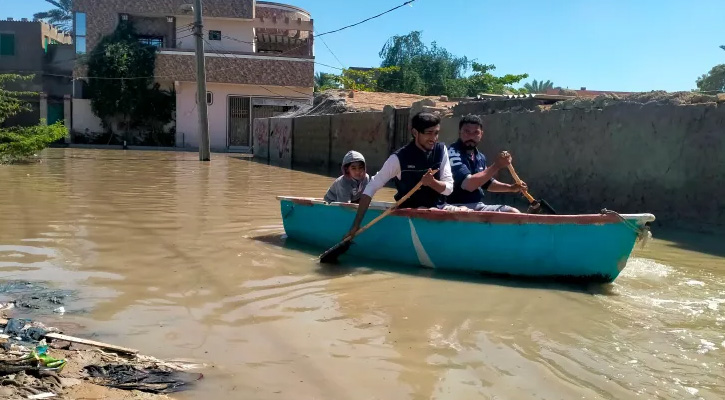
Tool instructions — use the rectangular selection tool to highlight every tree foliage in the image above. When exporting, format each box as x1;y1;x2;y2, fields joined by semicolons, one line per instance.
696;64;725;93
0;74;37;124
314;31;528;97
523;79;555;94
0;122;67;163
33;0;72;32
0;74;67;164
314;72;339;92
86;22;174;137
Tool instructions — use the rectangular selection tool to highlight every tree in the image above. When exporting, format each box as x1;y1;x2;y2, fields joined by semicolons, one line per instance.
466;63;529;96
375;31;528;97
314;72;340;92
85;22;174;141
0;74;66;164
377;31;470;97
696;64;725;93
0;74;35;124
33;0;72;33
523;79;555;94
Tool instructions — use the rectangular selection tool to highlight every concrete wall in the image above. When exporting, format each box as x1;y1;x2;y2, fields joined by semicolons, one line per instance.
176;16;254;52
175;81;311;150
292;115;331;169
455;102;725;229
269;117;293;167
253;118;269;160
330;112;391;172
71;99;104;134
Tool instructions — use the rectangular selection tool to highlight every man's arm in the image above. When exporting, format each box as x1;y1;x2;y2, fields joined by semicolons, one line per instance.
346;155;400;237
486;179;524;193
461;166;499;192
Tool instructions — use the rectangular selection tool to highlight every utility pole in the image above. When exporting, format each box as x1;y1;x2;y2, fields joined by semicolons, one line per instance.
193;0;211;161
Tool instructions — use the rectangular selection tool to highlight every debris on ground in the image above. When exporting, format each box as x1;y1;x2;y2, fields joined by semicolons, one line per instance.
0;311;204;400
550;90;722;111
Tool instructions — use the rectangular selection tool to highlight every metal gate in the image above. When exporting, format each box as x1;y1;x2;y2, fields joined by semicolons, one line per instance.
48;102;64;125
253;104;291;120
228;96;251;147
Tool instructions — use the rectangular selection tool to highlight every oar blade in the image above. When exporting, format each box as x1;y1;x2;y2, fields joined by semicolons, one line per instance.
540;199;558;215
319;240;352;264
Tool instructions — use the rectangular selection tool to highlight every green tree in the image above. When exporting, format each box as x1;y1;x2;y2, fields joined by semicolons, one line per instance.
0;74;36;124
375;31;528;97
33;0;72;32
466;63;529;96
86;22;174;141
377;31;470;97
0;74;66;164
314;72;340;92
523;79;555;94
335;67;400;92
696;64;725;93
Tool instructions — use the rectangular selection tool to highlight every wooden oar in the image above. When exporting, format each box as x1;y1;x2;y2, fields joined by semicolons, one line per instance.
507;164;557;214
319;169;438;264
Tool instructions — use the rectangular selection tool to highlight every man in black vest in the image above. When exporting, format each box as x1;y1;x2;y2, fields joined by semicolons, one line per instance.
345;112;454;239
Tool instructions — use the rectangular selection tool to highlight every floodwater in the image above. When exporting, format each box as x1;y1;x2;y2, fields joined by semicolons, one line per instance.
1;148;724;400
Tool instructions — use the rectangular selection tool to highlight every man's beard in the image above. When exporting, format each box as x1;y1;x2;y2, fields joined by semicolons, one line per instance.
464;140;477;150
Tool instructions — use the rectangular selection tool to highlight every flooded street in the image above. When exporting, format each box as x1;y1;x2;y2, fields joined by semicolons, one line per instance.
1;148;723;400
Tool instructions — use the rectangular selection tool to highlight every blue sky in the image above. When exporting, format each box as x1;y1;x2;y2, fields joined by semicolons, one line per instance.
8;0;724;92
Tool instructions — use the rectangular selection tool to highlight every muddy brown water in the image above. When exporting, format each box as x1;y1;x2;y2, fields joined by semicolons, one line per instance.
1;148;723;400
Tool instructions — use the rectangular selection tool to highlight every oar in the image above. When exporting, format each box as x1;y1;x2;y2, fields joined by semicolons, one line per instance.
507;164;557;214
319;169;438;264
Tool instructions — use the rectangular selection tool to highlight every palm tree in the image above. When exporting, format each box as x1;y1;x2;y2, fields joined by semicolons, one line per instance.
314;72;340;92
33;0;72;33
523;79;555;94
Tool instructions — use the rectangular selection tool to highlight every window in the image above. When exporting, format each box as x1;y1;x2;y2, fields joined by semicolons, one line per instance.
138;36;164;48
75;12;86;54
0;33;15;56
44;36;49;52
208;30;221;41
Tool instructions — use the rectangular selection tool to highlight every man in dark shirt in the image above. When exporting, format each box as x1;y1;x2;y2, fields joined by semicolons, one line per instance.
447;115;527;212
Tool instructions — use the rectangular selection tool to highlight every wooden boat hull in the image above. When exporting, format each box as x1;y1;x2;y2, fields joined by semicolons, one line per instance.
277;197;655;283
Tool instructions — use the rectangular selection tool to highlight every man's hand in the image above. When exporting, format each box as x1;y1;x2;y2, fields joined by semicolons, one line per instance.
493;151;512;169
420;168;437;187
344;225;359;241
511;181;528;193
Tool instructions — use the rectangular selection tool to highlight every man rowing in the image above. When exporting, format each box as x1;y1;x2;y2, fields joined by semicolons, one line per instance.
344;112;455;238
446;115;527;212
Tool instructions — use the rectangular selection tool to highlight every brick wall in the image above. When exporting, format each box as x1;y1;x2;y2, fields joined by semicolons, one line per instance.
155;52;314;86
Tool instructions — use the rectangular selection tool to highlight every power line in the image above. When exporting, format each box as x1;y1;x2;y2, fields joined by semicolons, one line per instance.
316;0;417;37
318;35;346;69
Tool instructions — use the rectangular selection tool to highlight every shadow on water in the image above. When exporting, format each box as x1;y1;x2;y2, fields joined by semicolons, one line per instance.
251;233;618;296
651;228;725;258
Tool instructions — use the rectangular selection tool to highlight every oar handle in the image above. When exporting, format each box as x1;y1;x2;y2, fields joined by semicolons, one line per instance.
507;164;536;204
346;168;438;241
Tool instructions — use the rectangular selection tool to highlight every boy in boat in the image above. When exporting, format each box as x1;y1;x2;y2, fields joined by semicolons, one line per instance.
447;114;527;212
344;112;456;238
324;150;370;204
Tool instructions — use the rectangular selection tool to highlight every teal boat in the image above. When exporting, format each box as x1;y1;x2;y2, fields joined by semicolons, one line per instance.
277;196;655;283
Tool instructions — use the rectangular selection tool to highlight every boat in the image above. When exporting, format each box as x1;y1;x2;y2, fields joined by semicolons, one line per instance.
277;196;655;283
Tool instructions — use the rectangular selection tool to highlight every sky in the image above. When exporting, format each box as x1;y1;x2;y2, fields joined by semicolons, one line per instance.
6;0;725;92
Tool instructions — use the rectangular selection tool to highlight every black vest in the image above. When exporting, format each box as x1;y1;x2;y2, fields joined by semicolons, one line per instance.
393;141;445;209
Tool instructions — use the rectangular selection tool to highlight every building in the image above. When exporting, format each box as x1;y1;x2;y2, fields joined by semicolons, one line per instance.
72;0;315;152
0;18;73;128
